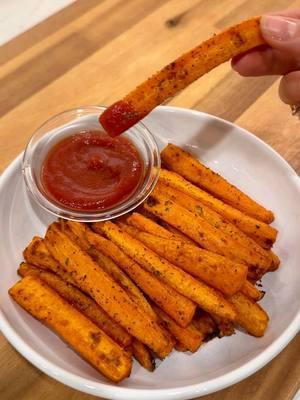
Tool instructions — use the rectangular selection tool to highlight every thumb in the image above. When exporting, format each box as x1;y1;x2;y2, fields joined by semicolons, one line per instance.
261;15;300;54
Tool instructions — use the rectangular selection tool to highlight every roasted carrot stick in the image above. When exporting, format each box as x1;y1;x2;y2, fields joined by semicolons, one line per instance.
89;225;196;327
158;169;277;250
61;220;156;321
18;262;132;348
229;292;269;337
158;182;277;269
118;222;247;296
210;314;235;337
100;17;264;136
159;221;196;244
9;276;132;382
131;339;155;372
44;223;172;358
193;312;218;341
23;237;81;285
241;280;264;302
126;212;195;244
144;190;272;276
126;212;176;239
154;305;204;353
161;144;274;223
23;236;63;272
98;221;237;321
174;342;189;352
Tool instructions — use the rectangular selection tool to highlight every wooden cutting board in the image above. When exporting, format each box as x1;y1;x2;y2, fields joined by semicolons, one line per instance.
0;1;299;399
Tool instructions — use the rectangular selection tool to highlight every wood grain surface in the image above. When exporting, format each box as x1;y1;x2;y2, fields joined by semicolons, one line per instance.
0;0;299;399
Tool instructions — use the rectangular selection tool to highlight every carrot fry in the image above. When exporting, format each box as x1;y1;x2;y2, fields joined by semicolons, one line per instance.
61;220;156;321
98;221;237;321
126;212;195;244
269;251;281;271
100;17;265;136
23;237;83;287
97;252;158;318
131;339;155;372
23;236;63;272
174;342;189;352
18;263;132;348
210;315;235;337
44;223;172;359
144;190;272;276
126;212;176;239
159;169;277;250
59;219;91;249
193;312;218;341
229;292;269;337
158;182;277;269
89;225;196;327
241;280;265;302
161;144;274;223
154;305;203;353
118;223;247;296
9;276;132;382
18;262;48;278
159;221;196;244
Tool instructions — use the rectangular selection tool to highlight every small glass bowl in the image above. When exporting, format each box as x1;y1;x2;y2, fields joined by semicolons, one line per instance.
22;106;160;222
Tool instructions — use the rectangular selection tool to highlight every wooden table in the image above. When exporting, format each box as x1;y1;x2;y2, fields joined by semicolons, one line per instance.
0;1;299;399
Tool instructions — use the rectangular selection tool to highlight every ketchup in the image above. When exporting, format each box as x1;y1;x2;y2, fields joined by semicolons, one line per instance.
41;131;143;211
99;101;145;137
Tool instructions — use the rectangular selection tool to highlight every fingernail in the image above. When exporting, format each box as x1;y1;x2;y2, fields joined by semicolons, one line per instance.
261;15;298;40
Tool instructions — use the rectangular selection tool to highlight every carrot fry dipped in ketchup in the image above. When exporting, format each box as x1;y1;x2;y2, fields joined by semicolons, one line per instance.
100;17;265;136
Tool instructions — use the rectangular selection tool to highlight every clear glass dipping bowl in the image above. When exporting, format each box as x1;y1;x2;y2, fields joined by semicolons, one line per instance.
22;106;160;222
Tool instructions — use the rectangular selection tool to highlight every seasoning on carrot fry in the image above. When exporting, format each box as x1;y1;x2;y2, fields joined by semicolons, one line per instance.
100;18;265;136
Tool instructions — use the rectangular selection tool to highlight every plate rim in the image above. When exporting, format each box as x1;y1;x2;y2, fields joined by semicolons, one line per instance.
0;105;300;400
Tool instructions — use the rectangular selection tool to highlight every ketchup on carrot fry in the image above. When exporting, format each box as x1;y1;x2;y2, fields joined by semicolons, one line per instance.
99;101;145;137
41;131;143;211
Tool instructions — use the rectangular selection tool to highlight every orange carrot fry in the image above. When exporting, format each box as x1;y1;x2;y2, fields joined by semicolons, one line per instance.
174;342;189;352
126;213;195;245
269;251;281;271
193;312;218;341
131;339;155;372
18;262;132;348
9;276;132;382
98;221;237;321
23;236;63;272
100;18;265;136
154;305;203;353
144;190;272;276
161;144;274;223
61;220;156;321
23;237;83;286
118;222;247;296
158;182;276;269
241;280;265;302
160;222;196;244
210;314;235;337
44;223;172;359
126;212;176;239
159;169;277;250
89;225;196;327
229;292;269;337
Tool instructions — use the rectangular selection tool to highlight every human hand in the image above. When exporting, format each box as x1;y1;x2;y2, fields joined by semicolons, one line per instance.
232;9;300;106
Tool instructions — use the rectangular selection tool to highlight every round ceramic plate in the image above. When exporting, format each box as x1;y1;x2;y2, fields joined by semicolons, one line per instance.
0;106;299;400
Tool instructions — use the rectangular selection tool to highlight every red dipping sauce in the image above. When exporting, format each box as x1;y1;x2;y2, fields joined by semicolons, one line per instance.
41;131;143;211
100;100;144;137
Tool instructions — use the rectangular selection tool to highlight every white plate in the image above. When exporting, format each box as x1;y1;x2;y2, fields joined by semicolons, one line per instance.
0;106;300;400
